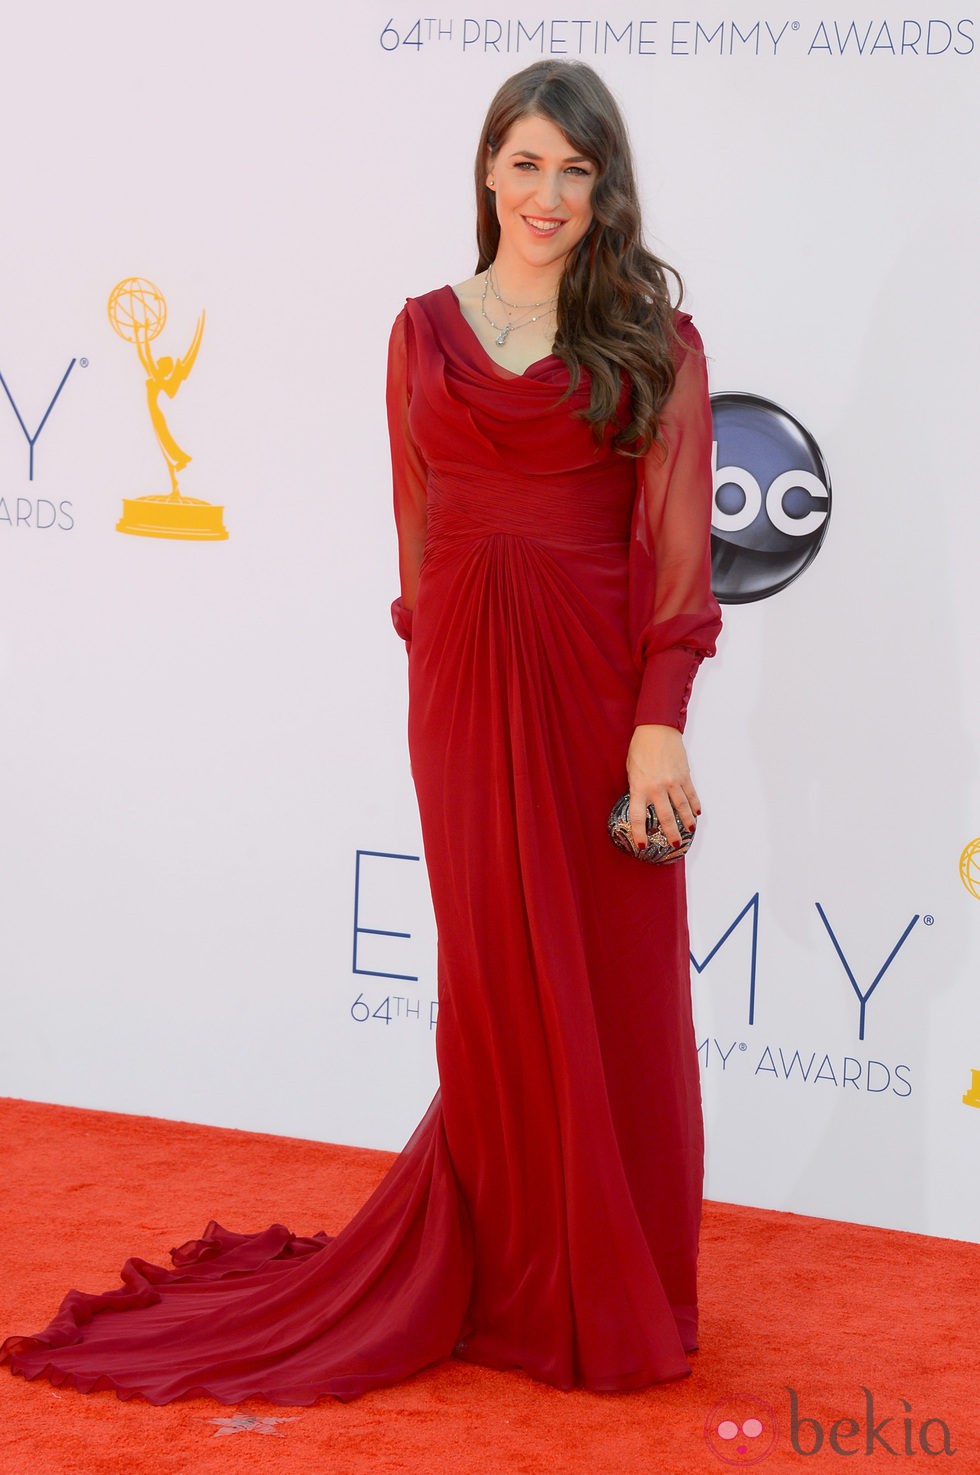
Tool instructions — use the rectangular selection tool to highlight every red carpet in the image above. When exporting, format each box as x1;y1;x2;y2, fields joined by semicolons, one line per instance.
0;1097;976;1473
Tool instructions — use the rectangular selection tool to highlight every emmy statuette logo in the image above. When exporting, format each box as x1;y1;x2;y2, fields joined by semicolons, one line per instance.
108;276;228;540
959;837;980;900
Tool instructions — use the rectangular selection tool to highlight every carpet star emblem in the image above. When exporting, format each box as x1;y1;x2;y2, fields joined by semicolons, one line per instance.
208;1413;299;1437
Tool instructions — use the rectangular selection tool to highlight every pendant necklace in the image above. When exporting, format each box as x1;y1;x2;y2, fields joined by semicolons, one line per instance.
480;266;558;347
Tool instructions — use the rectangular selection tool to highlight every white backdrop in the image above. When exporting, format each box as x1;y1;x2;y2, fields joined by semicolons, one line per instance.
1;2;977;1241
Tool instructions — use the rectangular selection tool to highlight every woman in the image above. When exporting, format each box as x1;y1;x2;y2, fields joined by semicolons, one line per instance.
2;60;720;1404
389;58;720;1391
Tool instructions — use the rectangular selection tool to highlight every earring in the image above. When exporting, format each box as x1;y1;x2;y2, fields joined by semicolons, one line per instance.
488;176;495;188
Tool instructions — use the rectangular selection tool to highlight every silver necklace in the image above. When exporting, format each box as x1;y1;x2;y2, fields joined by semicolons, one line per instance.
481;269;557;347
486;263;559;312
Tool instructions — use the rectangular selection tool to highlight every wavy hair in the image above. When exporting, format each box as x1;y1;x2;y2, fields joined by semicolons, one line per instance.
475;61;683;455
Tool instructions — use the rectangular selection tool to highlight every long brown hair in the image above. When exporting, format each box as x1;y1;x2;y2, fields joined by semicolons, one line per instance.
475;61;683;455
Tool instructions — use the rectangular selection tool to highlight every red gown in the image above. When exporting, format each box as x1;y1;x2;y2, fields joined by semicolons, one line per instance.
2;286;721;1405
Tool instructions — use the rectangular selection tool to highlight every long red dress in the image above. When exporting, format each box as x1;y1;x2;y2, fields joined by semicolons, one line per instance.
1;286;720;1405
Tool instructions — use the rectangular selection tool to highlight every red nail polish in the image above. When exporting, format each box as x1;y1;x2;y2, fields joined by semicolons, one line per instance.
672;840;681;849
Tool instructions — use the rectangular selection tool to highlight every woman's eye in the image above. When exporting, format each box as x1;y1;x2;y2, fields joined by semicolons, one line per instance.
512;161;591;176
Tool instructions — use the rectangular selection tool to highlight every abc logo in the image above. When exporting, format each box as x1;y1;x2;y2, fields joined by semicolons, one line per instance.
709;393;831;604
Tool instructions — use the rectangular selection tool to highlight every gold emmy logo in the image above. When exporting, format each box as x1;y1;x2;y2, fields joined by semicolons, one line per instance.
959;837;980;900
963;1070;980;1108
108;276;228;540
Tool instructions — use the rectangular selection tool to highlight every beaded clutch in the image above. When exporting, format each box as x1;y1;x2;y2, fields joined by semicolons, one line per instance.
607;793;694;865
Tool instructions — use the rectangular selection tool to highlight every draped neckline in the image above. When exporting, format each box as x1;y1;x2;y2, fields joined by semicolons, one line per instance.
443;284;563;383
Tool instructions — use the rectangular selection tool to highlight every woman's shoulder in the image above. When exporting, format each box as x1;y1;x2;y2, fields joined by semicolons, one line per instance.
390;285;457;352
672;308;702;351
389;283;465;373
668;309;706;374
389;284;454;352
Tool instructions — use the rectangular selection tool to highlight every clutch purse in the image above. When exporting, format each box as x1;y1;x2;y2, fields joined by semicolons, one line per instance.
607;793;694;865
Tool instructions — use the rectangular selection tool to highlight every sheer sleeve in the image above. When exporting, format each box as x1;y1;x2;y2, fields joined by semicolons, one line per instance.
630;317;722;732
386;306;428;646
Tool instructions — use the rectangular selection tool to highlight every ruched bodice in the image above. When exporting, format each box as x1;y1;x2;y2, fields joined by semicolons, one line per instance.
425;463;635;552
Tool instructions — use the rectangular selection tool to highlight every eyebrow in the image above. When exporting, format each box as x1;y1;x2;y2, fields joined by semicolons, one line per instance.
507;149;591;164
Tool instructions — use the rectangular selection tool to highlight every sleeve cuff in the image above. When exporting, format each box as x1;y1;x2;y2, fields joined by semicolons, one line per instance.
391;597;414;649
634;647;703;732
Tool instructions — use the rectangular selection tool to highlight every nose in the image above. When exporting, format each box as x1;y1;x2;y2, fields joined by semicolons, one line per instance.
533;170;562;212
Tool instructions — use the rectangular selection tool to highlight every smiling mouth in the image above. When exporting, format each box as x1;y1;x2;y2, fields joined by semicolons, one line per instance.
524;216;565;234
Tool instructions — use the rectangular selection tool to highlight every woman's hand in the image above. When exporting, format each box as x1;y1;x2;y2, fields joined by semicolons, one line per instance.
626;724;701;852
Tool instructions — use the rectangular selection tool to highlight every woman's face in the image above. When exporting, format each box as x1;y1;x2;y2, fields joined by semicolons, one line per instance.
487;113;595;277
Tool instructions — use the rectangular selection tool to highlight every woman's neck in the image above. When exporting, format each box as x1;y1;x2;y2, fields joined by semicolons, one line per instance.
489;250;565;305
